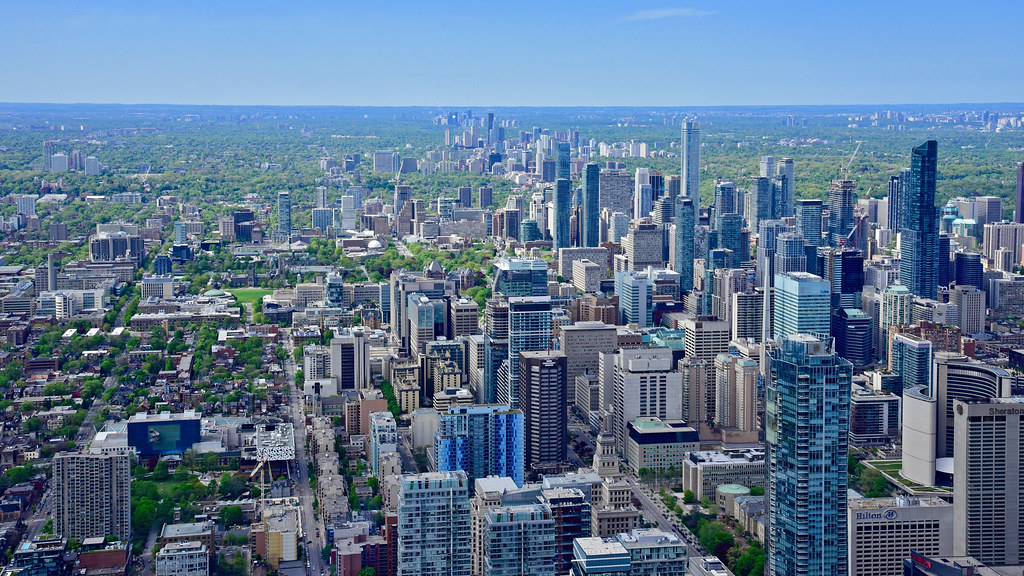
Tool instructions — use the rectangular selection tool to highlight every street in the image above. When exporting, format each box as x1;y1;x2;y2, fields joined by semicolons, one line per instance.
625;476;704;555
284;328;326;576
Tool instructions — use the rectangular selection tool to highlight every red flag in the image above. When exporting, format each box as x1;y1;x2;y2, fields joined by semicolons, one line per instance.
911;552;933;569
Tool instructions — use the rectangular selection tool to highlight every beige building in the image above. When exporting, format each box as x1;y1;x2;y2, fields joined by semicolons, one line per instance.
624;417;699;473
572;259;603;293
849;497;953;576
681;449;766;501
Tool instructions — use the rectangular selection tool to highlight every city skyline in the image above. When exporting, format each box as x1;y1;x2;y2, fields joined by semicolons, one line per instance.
1;1;1023;106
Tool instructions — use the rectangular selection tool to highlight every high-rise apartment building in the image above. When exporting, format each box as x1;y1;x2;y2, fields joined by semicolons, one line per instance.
794;199;823;247
620;222;663;271
52;451;132;541
277;191;291;238
680;121;700;202
554;178;572;250
519;351;568;471
330;328;371;390
828;179;856;245
500;296;552;408
493;257;548;297
482;504;556;576
434;405;524;488
397;471;471;576
369;411;397;478
900;141;940;299
766;334;851;576
673;197;695;292
1015;162;1024;223
582;162;600;247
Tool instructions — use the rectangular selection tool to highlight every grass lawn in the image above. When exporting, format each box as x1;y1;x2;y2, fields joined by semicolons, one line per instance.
227;288;272;304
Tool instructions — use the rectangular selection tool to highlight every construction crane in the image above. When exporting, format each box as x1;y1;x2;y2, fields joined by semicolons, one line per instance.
841;141;863;176
838;214;869;248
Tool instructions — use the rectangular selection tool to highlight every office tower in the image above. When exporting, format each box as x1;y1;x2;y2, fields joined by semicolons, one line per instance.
930;354;1012;460
773;272;831;339
794;199;823;247
950;285;985;335
50;153;68;172
483;504;556;576
559;321;618;385
582;163;600;247
848;497;953;576
766;334;851;576
435;405;524;487
448;298;480;339
680;121;700;201
276;190;292;239
620;222;663;271
673;197;695;292
519;351;568;471
478;185;493;208
609;347;683;450
713;354;758;433
52;452;132;541
48;222;68;243
633;181;653;219
774;232;807;275
952;251;982;289
493;257;547;297
952;398;1024;565
501;297;553;408
397;471;471;576
536;489;591;575
832;308;872;367
330;328;371;390
554;178;571;250
828;179;856;245
615;271;653;327
369;411;397;477
900;141;940;299
1016;162;1024;223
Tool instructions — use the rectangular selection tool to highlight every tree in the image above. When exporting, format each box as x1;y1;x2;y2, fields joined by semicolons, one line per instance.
357;568;376;576
22;417;42;433
683;489;696;504
750;486;764;496
218;474;248;500
219;505;243;526
152;461;170;481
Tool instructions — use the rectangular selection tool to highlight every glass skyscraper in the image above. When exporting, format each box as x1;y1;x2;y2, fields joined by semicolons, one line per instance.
674;196;695;292
773;271;831;340
277;190;291;237
554;178;571;250
500;297;553;408
899;141;940;299
582;162;600;247
766;334;851;576
434;404;525;488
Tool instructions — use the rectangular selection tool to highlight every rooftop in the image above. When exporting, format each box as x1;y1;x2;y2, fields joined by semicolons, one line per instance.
160;520;213;539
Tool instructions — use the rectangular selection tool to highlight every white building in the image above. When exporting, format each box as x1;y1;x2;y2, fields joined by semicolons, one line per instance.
369;411;397;478
155;542;210;576
848;497;952;576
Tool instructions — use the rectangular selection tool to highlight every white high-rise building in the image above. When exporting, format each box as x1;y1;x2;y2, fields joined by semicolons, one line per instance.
608;347;682;450
681;121;700;201
85;156;101;175
155;542;210;576
16;195;37;217
369;411;397;478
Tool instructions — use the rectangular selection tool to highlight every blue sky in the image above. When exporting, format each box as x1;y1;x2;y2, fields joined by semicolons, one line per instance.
2;1;1022;106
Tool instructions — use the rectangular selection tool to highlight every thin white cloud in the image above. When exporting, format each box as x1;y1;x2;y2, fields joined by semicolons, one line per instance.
625;8;716;21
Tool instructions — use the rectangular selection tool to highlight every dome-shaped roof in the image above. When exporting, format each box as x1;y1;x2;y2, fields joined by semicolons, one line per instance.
367;239;383;249
204;289;227;297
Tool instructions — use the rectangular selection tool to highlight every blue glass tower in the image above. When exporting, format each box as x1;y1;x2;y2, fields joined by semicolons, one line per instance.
554;178;571;250
767;334;851;576
674;197;695;292
899;141;940;299
435;404;525;489
582;163;600;247
500;297;553;408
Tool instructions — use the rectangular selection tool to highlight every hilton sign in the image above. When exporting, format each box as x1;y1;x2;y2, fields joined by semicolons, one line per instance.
855;509;899;521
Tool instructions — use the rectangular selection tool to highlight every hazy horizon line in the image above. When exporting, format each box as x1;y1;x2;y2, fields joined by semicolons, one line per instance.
2;101;1023;110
